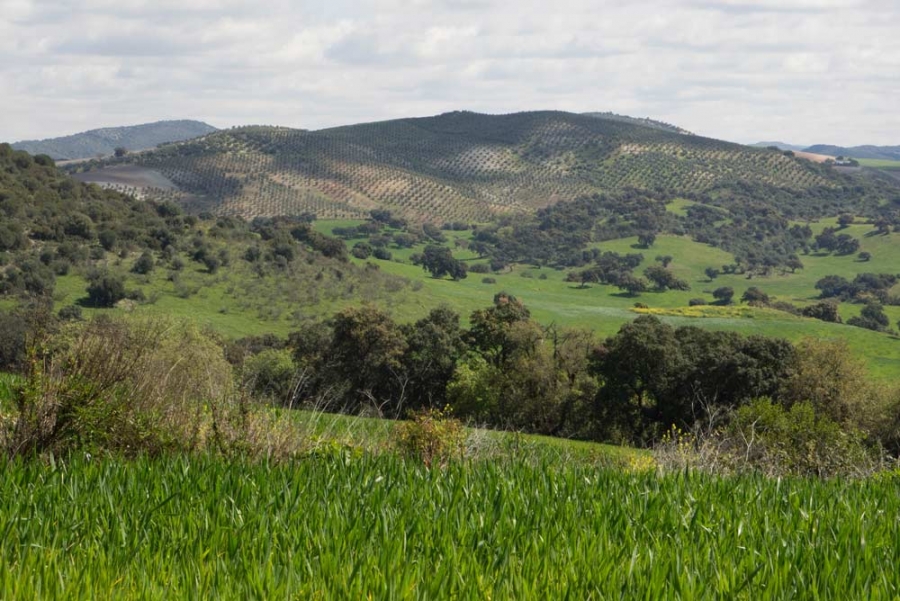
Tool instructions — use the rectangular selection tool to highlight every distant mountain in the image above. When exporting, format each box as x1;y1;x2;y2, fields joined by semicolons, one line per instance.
583;112;692;135
803;145;900;161
12;120;217;160
749;142;808;152
70;110;845;222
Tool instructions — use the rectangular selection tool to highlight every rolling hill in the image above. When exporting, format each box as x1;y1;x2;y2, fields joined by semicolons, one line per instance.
67;111;844;222
12;120;217;160
804;144;900;161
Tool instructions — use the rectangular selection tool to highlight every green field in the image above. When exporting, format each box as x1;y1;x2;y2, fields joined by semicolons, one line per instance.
858;158;900;170
1;453;898;599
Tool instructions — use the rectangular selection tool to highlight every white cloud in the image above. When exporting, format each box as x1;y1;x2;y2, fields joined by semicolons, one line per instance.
0;0;898;145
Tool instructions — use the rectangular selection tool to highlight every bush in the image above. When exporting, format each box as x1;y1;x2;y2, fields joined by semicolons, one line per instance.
393;407;465;468
131;251;155;275
58;305;83;322
373;247;392;261
724;399;878;478
86;270;126;307
481;277;497;284
468;263;490;274
688;298;706;307
6;318;233;458
243;349;298;406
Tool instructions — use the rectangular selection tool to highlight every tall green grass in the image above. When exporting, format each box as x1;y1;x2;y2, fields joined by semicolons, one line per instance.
1;454;898;599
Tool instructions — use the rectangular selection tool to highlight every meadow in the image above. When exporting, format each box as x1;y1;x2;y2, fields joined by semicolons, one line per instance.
1;452;898;599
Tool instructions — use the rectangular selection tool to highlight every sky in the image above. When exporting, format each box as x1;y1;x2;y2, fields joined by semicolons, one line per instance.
1;0;898;146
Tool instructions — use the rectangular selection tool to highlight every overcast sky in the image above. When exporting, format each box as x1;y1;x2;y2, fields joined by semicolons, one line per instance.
2;0;898;146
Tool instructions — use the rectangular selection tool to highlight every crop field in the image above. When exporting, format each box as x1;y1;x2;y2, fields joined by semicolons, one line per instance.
1;453;898;599
67;111;840;223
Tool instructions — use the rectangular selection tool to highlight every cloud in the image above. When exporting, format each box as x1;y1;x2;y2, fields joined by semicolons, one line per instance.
0;0;898;145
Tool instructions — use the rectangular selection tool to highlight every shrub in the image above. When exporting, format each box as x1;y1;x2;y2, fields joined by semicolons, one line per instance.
242;349;298;406
131;251;155;275
86;270;126;307
481;277;496;284
688;298;706;307
58;305;83;322
393;407;465;468
6;318;233;458
468;263;490;274
724;399;879;478
373;247;392;261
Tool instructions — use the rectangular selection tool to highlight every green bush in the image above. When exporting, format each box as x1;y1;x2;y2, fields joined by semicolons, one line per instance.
726;399;878;478
393;407;465;467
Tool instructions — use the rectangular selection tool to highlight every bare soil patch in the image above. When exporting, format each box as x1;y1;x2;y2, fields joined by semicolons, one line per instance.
72;165;177;190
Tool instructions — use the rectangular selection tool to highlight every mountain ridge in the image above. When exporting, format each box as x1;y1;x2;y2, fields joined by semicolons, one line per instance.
67;110;852;222
12;120;217;160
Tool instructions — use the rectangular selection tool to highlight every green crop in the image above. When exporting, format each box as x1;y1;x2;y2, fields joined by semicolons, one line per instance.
1;454;898;599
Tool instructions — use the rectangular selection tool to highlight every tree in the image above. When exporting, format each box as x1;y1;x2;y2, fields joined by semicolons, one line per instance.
114;147;128;158
800;302;841;323
86;270;126;307
400;306;468;410
741;287;769;305
616;274;648;297
837;214;854;229
131;251;155;275
858;251;872;262
713;287;734;305
637;232;656;248
644;265;690;291
327;306;408;415
469;293;532;365
421;245;467;280
656;255;673;268
704;267;719;281
847;302;890;332
785;257;804;273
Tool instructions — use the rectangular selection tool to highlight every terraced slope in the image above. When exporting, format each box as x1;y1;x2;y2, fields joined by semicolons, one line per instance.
71;111;840;222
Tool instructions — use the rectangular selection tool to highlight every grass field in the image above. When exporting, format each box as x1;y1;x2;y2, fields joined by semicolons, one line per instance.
858;158;900;170
1;453;898;599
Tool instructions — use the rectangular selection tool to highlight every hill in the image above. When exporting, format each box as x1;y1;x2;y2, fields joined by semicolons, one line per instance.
11;120;217;160
750;141;808;152
805;144;900;161
67;111;844;222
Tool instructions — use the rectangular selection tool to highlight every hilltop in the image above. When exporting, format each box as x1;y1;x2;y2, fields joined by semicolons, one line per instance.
67;110;846;222
749;141;808;152
11;120;217;160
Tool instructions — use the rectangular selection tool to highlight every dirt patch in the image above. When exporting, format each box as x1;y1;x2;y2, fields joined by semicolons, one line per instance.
72;165;177;190
794;151;834;163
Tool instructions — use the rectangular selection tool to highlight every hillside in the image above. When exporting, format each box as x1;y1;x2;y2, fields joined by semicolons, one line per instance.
11;120;217;160
67;111;844;222
805;144;900;161
582;112;693;135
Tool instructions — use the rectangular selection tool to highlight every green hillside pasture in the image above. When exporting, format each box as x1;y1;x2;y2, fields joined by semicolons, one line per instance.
2;454;899;599
857;158;900;170
46;221;900;376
